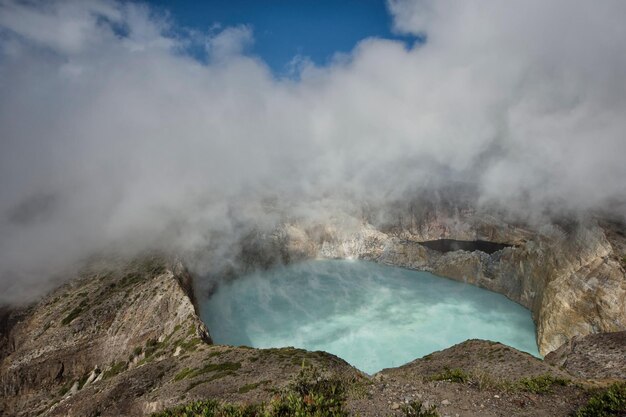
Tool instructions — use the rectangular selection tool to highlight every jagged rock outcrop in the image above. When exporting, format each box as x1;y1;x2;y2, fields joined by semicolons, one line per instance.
0;256;209;415
545;331;626;380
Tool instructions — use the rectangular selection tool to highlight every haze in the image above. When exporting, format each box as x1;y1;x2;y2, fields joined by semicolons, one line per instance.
1;0;625;303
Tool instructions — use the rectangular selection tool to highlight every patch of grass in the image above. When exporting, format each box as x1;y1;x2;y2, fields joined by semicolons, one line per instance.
174;368;194;382
196;362;241;376
205;370;236;382
154;365;348;417
517;374;568;394
61;299;89;325
430;368;470;384
102;361;127;379
288;363;348;416
185;379;210;392
152;400;261;417
427;368;568;394
175;337;202;353
208;350;226;358
466;369;511;391
137;356;155;366
238;380;271;394
573;382;626;417
144;337;160;356
174;362;241;382
401;400;440;417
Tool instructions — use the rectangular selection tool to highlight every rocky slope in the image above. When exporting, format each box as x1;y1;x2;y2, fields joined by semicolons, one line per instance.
544;330;626;381
352;339;588;417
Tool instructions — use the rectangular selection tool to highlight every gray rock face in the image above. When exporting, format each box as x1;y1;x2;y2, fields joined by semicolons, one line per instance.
0;256;211;415
544;331;626;380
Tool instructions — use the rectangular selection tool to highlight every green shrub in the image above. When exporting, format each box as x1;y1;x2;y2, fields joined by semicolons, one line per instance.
174;368;194;382
517;374;568;394
102;361;127;379
153;365;348;417
151;400;220;417
401;401;440;417
238;382;264;394
430;368;470;384
574;382;626;417
61;299;89;325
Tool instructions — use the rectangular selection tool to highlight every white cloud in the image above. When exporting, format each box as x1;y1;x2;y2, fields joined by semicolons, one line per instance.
0;0;121;53
1;0;625;303
206;24;253;60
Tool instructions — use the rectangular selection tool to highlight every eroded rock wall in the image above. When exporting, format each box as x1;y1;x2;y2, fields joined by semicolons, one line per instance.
269;210;626;355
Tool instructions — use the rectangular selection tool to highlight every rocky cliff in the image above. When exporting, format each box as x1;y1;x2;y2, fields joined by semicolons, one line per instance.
264;210;626;355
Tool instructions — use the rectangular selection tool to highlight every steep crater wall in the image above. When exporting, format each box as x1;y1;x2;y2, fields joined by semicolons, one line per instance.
224;212;626;355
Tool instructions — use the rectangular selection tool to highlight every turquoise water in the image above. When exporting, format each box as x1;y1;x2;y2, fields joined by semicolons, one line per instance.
200;260;539;374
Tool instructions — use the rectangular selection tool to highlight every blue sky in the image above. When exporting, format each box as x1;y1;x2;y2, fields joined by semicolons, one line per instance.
144;0;415;73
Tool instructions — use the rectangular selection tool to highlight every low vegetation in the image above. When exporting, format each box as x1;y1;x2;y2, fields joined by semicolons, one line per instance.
430;367;470;384
174;362;242;382
238;381;270;394
429;368;569;394
401;400;440;417
153;365;348;417
61;298;89;325
102;361;127;379
573;382;626;417
517;374;568;394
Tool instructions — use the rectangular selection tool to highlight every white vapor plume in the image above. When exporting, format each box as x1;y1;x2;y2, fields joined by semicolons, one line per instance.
1;0;625;303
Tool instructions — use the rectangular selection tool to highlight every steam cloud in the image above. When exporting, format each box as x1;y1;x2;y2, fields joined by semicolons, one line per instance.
1;0;625;303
